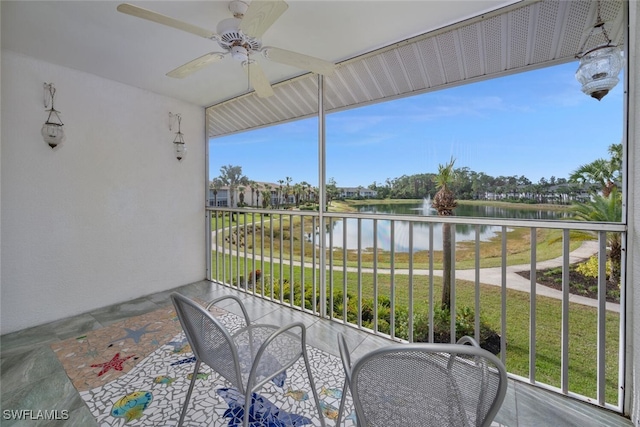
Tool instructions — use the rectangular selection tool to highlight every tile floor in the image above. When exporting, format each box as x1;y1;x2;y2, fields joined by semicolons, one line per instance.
0;280;634;427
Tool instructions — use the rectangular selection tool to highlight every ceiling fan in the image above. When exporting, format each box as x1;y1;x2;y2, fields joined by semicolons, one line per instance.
117;0;335;98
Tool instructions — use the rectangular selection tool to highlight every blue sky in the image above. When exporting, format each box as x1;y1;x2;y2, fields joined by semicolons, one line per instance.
209;61;623;188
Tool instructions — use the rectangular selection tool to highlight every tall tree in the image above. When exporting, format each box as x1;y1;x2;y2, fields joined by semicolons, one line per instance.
432;157;457;310
327;177;339;207
210;178;223;207
569;143;622;197
248;180;257;207
277;179;285;208
219;165;247;208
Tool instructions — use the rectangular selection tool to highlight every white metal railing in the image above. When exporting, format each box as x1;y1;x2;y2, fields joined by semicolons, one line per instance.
206;206;626;412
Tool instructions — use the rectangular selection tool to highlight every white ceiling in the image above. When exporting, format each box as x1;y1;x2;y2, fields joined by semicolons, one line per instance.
1;0;522;107
205;0;626;138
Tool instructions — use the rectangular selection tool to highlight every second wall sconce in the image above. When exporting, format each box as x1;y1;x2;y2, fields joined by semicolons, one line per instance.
169;112;186;161
42;83;65;148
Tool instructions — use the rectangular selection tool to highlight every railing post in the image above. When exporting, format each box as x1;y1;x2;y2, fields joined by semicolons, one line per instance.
318;74;327;318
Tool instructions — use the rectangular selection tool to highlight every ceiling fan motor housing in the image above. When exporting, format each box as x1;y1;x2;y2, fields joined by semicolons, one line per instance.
216;17;261;54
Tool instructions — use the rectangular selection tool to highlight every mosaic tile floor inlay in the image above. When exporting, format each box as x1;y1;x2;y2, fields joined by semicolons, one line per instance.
51;304;353;426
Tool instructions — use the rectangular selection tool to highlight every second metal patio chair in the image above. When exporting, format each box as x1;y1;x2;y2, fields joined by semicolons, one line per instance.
336;333;507;427
170;292;325;427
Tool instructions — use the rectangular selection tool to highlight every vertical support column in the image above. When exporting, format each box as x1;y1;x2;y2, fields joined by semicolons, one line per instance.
206;210;212;280
597;231;607;405
621;0;633;416
205;112;211;280
561;229;570;394
318;74;327;318
529;227;537;384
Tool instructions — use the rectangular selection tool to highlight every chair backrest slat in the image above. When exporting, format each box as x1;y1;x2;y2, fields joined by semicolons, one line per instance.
171;293;243;391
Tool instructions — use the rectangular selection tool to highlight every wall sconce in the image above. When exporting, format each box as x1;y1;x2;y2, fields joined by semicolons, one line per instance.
41;83;65;148
169;112;187;161
575;1;624;101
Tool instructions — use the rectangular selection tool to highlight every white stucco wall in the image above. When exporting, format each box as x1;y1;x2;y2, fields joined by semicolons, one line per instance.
0;51;206;334
629;1;639;424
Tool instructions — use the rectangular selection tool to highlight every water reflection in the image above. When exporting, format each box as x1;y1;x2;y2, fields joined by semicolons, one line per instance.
323;201;566;252
326;218;499;251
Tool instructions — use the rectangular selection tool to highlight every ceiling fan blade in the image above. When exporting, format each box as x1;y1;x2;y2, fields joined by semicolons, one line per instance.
264;47;335;75
245;62;275;98
239;0;288;39
117;3;216;39
167;52;226;78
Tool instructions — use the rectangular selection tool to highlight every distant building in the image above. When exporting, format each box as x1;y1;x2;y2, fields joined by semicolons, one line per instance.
338;187;377;199
208;181;294;208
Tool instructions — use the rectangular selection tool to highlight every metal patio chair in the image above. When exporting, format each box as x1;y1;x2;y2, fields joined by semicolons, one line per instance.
336;333;507;427
170;292;325;427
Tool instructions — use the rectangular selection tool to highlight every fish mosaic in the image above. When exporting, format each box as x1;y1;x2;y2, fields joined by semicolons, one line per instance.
187;372;210;380
110;391;153;423
153;376;175;385
320;386;343;399
319;401;339;420
284;388;309;401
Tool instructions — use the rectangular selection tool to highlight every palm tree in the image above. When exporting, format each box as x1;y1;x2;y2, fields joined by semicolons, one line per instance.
285;176;292;206
277;179;285;208
432;157;457;310
219;164;247;208
569;143;622;197
248;180;257;207
238;186;246;206
572;188;623;285
210;178;223;207
293;183;303;206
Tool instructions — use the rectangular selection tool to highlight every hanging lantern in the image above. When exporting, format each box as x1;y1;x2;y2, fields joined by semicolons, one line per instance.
575;2;624;101
171;113;187;161
41;83;65;148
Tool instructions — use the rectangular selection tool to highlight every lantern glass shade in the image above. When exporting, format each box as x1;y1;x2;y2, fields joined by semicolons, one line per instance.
41;122;65;148
575;46;624;100
175;142;187;160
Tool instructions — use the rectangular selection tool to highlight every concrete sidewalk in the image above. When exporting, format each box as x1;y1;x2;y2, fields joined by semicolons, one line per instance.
214;228;620;312
424;241;620;313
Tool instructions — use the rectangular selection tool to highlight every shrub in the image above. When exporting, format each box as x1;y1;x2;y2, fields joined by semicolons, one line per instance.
258;278;499;353
575;255;612;279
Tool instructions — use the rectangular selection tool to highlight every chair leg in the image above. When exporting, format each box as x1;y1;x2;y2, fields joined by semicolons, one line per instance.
335;380;349;426
178;359;201;427
302;350;326;427
243;388;253;427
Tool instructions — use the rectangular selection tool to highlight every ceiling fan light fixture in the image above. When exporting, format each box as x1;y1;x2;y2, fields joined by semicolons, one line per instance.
231;46;249;61
229;0;249;18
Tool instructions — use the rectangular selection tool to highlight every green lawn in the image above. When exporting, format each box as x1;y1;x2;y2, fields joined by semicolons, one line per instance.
211;256;621;404
209;204;620;404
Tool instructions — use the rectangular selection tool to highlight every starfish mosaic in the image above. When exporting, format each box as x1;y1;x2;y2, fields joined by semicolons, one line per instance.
109;323;160;345
91;353;135;377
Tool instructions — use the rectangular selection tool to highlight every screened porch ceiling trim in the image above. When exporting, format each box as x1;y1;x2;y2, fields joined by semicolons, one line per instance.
205;0;625;139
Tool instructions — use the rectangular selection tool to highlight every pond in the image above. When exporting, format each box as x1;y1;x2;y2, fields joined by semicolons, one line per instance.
322;199;567;252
